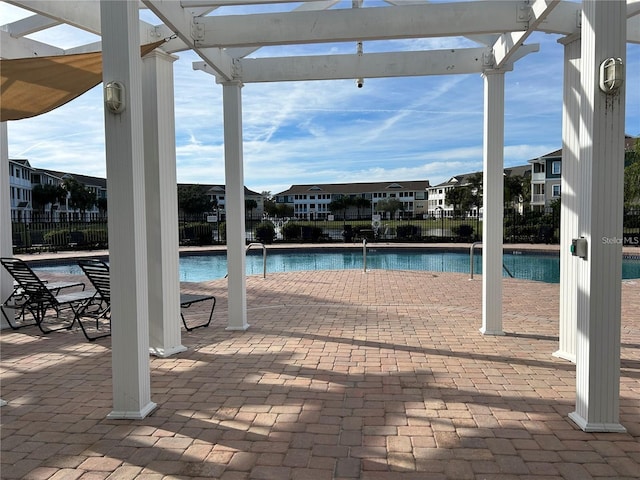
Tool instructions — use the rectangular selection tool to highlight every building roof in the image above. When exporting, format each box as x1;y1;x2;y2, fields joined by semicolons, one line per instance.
178;184;261;196
276;180;430;196
9;158;32;169
36;168;107;189
430;165;530;188
529;135;638;163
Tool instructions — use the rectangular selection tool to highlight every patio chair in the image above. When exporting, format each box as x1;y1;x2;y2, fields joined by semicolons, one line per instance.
76;259;112;341
179;293;216;331
77;259;216;335
0;257;96;335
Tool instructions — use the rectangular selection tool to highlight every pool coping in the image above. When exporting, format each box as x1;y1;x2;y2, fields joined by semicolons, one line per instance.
17;241;640;267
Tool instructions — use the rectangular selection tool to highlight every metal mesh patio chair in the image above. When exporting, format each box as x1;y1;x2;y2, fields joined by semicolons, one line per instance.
76;259;112;341
1;257;95;334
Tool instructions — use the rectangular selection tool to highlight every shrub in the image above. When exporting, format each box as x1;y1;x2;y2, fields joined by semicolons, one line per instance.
255;221;276;244
282;222;303;241
452;224;474;240
396;225;421;240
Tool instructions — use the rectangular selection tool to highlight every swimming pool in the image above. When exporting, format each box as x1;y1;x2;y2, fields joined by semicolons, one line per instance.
33;249;640;284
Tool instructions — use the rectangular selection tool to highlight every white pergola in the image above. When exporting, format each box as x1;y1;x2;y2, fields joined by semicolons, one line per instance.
1;0;637;431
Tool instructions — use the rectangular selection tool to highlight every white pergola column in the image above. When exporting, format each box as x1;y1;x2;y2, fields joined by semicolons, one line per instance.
1;123;10;406
555;34;581;363
1;122;13;331
222;81;249;331
569;0;626;433
100;0;156;419
142;50;186;358
480;69;505;336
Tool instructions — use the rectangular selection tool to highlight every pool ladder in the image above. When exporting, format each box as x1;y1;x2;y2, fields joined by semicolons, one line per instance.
362;239;368;273
469;242;514;280
225;242;267;279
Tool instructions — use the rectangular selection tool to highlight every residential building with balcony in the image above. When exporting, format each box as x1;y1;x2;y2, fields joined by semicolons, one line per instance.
8;159;33;221
274;181;430;220
427;165;530;218
35;169;108;221
202;185;264;220
528;135;638;212
528;149;562;212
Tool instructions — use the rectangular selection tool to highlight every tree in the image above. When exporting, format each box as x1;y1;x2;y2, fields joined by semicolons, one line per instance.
97;197;108;216
468;172;483;206
32;183;66;213
445;187;473;218
504;174;528;209
624;139;640;206
275;203;294;218
177;185;213;215
63;177;96;215
376;198;404;220
245;198;258;219
328;196;353;220
353;196;372;219
262;191;277;217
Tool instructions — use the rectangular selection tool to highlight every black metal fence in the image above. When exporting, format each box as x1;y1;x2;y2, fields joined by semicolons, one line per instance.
12;219;109;252
10;209;640;252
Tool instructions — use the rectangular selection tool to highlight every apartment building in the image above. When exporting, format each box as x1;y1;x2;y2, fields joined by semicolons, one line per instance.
427;165;531;218
274;181;430;220
528;150;562;212
202;185;264;220
528;135;638;212
8;159;33;221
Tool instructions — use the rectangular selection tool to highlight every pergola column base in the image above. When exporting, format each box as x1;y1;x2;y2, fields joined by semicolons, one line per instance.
568;412;626;433
226;324;250;331
479;327;504;336
149;345;187;358
552;350;576;363
107;402;158;420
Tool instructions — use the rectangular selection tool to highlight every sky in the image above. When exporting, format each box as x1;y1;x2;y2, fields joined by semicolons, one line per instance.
2;1;639;196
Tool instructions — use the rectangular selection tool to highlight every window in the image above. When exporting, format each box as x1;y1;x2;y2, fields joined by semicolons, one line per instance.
534;163;545;173
552;161;561;175
552;184;561;197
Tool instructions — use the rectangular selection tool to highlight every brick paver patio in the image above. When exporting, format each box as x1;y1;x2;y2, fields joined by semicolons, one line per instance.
1;264;639;479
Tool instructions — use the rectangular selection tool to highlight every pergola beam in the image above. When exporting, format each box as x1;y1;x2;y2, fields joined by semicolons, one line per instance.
192;2;534;48
181;0;327;6
143;0;234;81
0;29;63;57
1;0;170;51
492;0;559;69
220;48;493;83
3;14;60;37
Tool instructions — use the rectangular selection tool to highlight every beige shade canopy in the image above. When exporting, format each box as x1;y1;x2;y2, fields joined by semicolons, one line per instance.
1;40;164;122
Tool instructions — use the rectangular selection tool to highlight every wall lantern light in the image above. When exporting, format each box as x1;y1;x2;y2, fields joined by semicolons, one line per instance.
599;58;624;94
104;81;126;113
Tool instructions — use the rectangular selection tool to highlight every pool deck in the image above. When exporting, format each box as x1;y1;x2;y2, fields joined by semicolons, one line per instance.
1;244;639;479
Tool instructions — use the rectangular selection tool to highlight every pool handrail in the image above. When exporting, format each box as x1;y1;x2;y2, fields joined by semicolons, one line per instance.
247;242;267;279
469;242;515;280
362;238;368;273
470;242;482;279
224;242;267;279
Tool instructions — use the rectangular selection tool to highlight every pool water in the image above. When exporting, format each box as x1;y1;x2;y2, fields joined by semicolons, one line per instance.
34;250;640;284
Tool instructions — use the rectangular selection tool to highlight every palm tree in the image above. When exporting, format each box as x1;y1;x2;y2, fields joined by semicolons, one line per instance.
353;197;372;219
